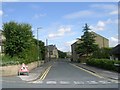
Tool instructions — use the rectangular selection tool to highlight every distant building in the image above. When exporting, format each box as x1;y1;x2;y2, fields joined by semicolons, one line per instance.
66;52;72;58
46;45;59;59
0;30;5;54
71;32;109;62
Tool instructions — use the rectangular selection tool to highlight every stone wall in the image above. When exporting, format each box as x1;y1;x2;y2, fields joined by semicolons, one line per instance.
0;61;44;76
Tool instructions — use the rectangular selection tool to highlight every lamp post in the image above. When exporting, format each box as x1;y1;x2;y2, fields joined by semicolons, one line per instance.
37;27;42;67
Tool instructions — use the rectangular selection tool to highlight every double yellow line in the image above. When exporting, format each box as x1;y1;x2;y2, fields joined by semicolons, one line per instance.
39;65;52;81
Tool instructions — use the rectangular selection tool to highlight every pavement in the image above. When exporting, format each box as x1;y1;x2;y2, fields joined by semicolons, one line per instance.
19;60;53;82
74;63;119;80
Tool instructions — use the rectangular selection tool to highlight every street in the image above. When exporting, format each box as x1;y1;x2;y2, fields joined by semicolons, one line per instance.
2;59;119;88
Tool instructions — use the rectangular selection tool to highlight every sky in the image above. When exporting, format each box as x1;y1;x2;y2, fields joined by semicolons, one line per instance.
0;2;119;52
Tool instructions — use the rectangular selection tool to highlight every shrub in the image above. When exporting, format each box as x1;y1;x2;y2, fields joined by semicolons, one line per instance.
1;55;21;66
86;58;120;72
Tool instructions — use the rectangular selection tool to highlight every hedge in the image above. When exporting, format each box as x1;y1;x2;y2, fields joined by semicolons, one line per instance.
86;58;120;72
1;55;39;66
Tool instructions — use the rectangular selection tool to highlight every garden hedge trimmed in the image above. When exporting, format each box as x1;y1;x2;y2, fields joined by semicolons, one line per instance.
86;59;120;72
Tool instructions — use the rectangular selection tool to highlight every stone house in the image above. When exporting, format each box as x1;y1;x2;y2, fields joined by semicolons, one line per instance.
46;45;59;60
71;31;109;62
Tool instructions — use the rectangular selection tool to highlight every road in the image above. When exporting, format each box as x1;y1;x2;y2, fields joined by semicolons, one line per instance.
2;59;119;88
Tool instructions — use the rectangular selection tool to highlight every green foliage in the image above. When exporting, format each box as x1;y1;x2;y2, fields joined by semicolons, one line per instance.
58;50;67;58
1;55;22;66
19;44;38;64
76;23;99;57
92;47;112;59
2;21;45;66
33;39;45;60
86;58;120;72
3;21;33;57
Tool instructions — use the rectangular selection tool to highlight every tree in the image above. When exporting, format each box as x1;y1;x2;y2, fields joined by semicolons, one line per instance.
76;23;98;58
3;21;34;57
33;39;45;60
58;50;67;58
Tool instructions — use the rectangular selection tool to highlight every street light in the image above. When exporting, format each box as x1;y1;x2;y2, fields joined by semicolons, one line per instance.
37;27;42;67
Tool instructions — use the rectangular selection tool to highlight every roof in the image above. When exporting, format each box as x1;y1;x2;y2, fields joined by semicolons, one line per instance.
46;45;57;51
91;31;109;41
111;44;120;55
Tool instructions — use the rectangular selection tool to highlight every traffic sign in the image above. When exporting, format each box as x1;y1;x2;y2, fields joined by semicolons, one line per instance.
18;63;29;76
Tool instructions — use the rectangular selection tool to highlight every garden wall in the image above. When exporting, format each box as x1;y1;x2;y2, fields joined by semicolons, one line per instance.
0;61;44;76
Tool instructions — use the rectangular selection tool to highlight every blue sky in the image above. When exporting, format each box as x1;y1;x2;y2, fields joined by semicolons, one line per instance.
1;2;118;52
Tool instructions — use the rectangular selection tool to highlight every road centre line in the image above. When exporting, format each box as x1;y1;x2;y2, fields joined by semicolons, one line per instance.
39;65;52;81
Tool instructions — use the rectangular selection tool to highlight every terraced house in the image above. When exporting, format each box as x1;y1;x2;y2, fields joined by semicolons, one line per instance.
71;31;109;62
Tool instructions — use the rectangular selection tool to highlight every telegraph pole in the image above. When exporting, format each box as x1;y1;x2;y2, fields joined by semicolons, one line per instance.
37;27;42;67
46;39;49;62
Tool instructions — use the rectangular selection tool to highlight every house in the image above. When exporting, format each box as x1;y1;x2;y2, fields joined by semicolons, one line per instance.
0;30;5;54
110;44;120;60
71;31;109;62
46;45;59;60
91;32;109;48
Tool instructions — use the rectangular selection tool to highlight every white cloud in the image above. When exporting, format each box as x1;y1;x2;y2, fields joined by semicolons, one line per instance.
57;40;77;52
90;21;106;31
90;4;117;11
58;46;69;52
90;19;117;31
96;21;105;31
33;13;46;19
90;4;118;16
59;40;77;52
48;25;72;39
63;10;94;19
109;35;118;47
65;40;77;47
109;10;118;15
0;10;3;16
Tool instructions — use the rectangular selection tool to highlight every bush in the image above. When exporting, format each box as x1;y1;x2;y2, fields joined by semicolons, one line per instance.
1;54;38;66
1;55;21;66
86;58;120;72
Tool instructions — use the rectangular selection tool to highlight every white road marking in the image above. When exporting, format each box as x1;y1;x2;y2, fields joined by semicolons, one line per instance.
32;81;39;83
46;81;57;84
98;81;111;84
86;81;98;84
37;81;43;84
59;81;70;84
28;80;114;85
74;81;84;84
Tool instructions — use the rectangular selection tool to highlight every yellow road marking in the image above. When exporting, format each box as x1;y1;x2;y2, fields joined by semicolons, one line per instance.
39;65;52;81
41;66;52;80
70;63;104;79
70;63;119;83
